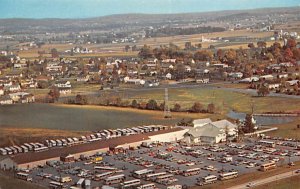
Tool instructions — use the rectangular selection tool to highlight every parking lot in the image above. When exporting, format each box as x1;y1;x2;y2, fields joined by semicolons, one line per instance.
22;136;300;189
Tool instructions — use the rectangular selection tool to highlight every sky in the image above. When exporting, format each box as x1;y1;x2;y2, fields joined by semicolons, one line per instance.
0;0;299;19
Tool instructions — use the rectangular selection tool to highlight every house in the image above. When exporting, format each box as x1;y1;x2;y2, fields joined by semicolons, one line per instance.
166;73;172;80
54;81;71;88
4;84;21;92
59;87;72;94
268;83;280;90
76;75;90;82
0;156;17;170
13;63;27;69
228;72;243;78
0;86;4;96
46;62;63;72
124;77;145;85
0;95;13;105
286;80;299;86
162;59;176;63
239;77;259;83
144;80;160;87
184;123;226;144
185;65;192;72
260;75;274;81
21;94;35;103
5;71;23;79
196;78;209;84
212;64;228;68
9;92;35;103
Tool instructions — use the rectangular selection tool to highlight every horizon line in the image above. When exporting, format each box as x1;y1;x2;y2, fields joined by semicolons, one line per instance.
0;5;299;20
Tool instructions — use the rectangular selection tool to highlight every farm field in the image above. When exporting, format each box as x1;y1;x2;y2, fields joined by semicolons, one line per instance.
17;29;274;59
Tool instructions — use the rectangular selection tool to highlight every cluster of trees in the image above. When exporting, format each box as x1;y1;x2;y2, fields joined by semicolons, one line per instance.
45;87;60;103
190;102;216;113
257;84;270;97
63;95;217;114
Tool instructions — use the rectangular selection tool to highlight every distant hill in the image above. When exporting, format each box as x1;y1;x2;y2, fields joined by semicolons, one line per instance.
0;6;299;34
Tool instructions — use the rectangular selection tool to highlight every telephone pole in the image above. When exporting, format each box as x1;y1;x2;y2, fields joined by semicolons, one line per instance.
164;88;172;118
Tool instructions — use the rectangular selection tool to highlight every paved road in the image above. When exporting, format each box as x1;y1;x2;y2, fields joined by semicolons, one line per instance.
227;169;300;189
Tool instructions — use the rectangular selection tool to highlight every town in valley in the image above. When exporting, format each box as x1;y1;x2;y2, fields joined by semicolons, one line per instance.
0;1;300;189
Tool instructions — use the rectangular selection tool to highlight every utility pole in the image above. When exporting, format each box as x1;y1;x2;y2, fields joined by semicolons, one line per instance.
164;88;172;118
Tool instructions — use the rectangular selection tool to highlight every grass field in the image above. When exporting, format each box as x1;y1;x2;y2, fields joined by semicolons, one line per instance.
266;118;300;139
0;127;88;147
253;175;300;189
126;87;300;114
0;172;45;189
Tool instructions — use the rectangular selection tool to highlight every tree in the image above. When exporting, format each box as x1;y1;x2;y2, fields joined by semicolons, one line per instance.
195;43;202;49
37;81;49;89
244;114;255;133
248;43;255;49
225;49;237;64
75;94;88;105
286;38;297;49
51;48;59;58
124;45;130;52
48;87;60;102
257;41;267;48
138;44;154;59
207;103;216;113
257;84;270;97
173;103;181;112
146;99;158;110
131;99;138;108
216;49;223;60
191;102;203;113
284;48;294;61
184;42;192;50
194;50;213;61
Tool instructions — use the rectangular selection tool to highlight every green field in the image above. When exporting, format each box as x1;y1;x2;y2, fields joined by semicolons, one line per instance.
126;87;300;114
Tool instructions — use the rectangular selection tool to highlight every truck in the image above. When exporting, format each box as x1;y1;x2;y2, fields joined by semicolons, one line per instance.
141;142;153;148
61;176;72;183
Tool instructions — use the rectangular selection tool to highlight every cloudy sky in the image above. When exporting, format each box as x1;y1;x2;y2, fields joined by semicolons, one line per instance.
0;0;299;18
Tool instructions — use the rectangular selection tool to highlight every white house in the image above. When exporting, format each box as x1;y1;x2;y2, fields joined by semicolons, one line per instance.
59;87;72;94
239;77;259;83
4;84;21;92
124;77;145;85
54;81;71;88
0;87;4;96
228;72;243;78
166;73;172;80
184;123;226;144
